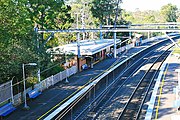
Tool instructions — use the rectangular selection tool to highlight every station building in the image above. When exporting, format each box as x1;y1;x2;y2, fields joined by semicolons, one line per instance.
48;39;121;71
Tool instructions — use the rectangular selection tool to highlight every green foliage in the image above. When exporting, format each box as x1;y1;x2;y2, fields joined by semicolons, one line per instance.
122;4;179;24
90;0;118;25
160;3;178;22
26;77;38;88
0;0;74;84
41;64;64;78
0;0;38;83
122;10;157;24
26;0;74;30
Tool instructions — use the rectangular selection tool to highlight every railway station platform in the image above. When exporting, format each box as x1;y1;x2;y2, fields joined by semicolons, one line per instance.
145;49;180;120
5;36;173;120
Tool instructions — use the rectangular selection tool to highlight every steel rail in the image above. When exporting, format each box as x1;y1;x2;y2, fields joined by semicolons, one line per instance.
39;34;179;120
117;44;173;120
83;42;171;120
59;40;171;120
74;46;155;120
135;47;171;120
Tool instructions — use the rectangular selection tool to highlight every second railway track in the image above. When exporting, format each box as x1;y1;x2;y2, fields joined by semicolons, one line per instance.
81;42;173;120
43;36;180;120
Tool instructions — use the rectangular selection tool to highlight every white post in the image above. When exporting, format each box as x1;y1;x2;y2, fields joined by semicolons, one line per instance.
148;31;150;39
77;32;80;58
22;63;37;110
10;78;14;104
114;32;117;58
51;75;54;85
60;72;62;81
77;32;81;72
22;64;29;110
37;69;41;82
65;69;69;84
75;13;79;29
100;24;102;40
37;69;41;91
82;3;85;40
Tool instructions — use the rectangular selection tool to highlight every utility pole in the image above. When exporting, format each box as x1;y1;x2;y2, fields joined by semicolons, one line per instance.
113;0;122;58
75;13;80;29
81;2;87;40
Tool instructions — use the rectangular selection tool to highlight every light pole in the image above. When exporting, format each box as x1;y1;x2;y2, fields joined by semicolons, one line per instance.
22;63;37;110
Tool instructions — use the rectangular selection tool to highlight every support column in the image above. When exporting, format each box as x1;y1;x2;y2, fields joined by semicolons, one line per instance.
100;24;102;40
10;79;14;104
148;31;150;39
77;32;81;71
114;32;117;58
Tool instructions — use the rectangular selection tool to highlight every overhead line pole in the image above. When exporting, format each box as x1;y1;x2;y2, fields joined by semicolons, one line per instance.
113;0;122;58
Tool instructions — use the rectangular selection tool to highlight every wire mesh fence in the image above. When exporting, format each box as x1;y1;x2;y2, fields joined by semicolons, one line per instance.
0;65;78;106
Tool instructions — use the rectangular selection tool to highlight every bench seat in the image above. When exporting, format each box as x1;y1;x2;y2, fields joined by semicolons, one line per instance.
28;89;42;99
0;103;16;117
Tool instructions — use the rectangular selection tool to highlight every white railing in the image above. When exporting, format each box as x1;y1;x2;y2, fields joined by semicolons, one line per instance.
34;66;78;91
11;65;78;105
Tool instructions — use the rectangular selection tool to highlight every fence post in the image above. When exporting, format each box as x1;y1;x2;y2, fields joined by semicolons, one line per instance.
11;80;14;104
51;75;54;86
60;72;62;81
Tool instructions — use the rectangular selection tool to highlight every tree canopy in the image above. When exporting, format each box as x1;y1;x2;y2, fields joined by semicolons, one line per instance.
1;0;179;84
0;0;74;83
90;0;118;25
160;3;178;22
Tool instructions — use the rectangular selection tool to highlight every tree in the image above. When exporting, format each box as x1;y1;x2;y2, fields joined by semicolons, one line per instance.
0;0;38;83
25;0;75;73
160;3;178;22
0;0;74;83
90;0;118;25
26;0;73;30
26;0;74;47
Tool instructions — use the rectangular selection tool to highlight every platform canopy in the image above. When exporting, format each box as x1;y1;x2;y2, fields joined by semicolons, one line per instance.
48;39;121;56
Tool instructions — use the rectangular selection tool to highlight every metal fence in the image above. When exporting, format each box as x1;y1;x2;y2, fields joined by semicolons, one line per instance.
0;66;78;106
34;66;77;91
0;81;13;104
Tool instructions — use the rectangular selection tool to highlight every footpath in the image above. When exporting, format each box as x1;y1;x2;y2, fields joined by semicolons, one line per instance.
6;38;166;120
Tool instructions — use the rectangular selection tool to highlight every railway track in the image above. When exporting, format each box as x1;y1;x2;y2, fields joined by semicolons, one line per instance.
43;35;180;120
67;42;170;120
76;43;173;120
117;47;170;120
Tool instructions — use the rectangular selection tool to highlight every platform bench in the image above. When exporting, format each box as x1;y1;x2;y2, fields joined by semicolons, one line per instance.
0;103;16;117
28;88;42;99
82;64;88;70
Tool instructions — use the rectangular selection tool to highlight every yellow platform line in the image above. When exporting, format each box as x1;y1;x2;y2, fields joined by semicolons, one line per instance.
155;62;170;119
